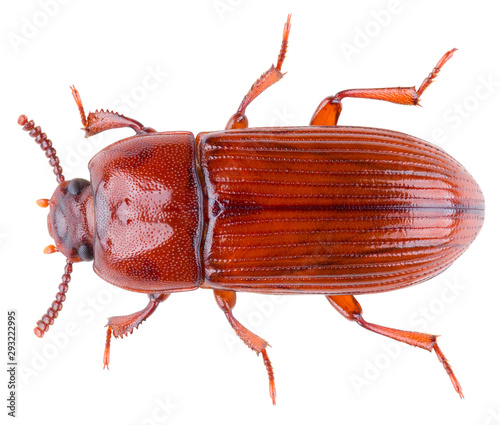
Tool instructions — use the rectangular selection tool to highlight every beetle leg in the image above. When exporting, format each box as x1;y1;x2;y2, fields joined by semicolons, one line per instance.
226;14;291;130
103;293;169;369
310;48;456;125
213;290;276;405
326;294;463;398
70;86;156;137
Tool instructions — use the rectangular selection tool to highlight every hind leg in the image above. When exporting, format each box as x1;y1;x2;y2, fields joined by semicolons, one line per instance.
326;294;463;398
310;49;456;125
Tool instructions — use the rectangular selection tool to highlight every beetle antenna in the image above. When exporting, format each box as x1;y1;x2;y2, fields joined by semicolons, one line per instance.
34;259;73;338
18;115;65;184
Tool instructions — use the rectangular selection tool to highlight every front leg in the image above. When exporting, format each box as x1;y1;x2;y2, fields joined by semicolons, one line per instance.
70;85;156;137
103;293;169;369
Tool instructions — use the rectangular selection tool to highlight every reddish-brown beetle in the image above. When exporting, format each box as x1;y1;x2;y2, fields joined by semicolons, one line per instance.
18;15;484;404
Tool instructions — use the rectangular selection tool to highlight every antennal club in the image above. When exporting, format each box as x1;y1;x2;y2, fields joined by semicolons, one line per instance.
34;259;73;338
18;115;65;184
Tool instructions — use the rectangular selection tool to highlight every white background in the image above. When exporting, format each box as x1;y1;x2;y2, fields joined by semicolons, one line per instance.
1;1;499;424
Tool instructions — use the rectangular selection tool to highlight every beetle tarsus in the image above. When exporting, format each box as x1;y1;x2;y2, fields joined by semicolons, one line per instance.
261;349;276;405
417;48;457;98
103;326;112;369
276;13;291;72
433;342;463;398
70;85;88;128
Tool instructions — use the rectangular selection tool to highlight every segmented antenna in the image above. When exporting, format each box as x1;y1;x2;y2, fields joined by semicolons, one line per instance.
18;115;65;184
34;259;73;338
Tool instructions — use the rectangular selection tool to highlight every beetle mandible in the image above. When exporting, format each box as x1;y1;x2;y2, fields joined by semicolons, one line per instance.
18;15;484;404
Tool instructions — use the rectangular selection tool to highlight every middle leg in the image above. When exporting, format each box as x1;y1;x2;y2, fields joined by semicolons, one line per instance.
214;290;276;404
225;14;291;130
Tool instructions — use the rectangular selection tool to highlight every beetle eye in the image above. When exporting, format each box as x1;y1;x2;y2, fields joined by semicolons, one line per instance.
67;178;89;196
77;244;94;261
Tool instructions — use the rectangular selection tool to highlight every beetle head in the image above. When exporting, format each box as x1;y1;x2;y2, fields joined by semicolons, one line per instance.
46;178;95;262
18;114;95;338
